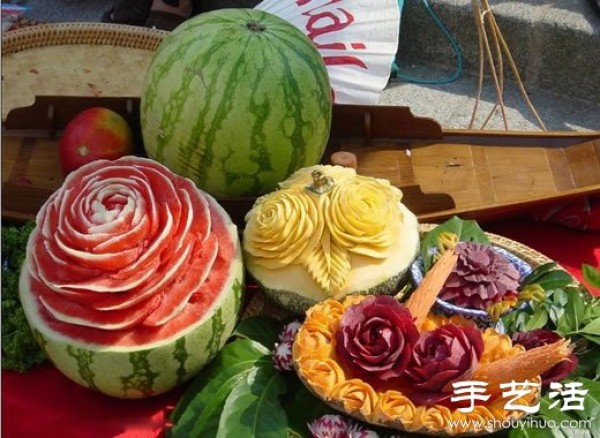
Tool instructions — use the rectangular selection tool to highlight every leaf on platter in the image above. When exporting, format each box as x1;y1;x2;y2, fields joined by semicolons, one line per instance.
305;230;330;292
183;369;248;437
573;378;600;429
520;262;558;288
502;308;531;334
579;319;600;337
170;339;270;425
216;362;288;438
582;264;600;289
282;377;338;437
525;308;550;331
574;347;600;380
551;289;571;307
557;290;586;336
583;299;600;325
233;316;284;349
420;216;489;271
548;305;566;330
536;271;575;292
330;240;351;299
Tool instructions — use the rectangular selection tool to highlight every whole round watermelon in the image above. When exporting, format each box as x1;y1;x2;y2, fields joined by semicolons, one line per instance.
19;156;244;398
140;8;332;197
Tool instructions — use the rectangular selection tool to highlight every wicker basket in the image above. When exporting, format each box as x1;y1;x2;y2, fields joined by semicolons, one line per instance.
1;22;168;120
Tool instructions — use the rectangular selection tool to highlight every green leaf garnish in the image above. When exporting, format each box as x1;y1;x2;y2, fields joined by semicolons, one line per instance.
216;363;288;438
170;339;270;430
1;221;47;372
233;316;284;349
582;264;600;289
420;216;489;271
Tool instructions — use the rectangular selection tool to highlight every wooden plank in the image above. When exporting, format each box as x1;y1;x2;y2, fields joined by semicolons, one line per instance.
564;139;600;188
470;145;496;207
412;143;483;211
546;147;576;192
2;96;600;227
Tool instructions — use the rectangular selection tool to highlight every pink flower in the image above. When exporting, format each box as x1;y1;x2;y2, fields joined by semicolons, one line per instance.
308;415;378;438
279;320;302;343
273;341;293;371
405;324;484;405
440;242;520;310
308;415;349;438
335;296;419;383
511;329;578;385
273;320;301;372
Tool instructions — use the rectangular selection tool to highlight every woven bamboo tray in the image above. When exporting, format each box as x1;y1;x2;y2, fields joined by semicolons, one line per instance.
1;22;168;120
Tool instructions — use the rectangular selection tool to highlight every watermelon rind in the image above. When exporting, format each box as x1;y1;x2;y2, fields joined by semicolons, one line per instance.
19;206;244;399
141;8;332;198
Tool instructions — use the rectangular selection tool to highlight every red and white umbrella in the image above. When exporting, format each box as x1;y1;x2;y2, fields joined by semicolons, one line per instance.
256;0;401;104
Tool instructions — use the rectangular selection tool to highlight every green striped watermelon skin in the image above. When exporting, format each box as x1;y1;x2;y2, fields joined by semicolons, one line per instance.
141;8;332;197
20;251;244;399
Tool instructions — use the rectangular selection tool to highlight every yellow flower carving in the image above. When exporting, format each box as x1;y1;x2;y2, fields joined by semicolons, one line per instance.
244;188;324;269
306;299;345;323
413;405;453;432
373;391;416;427
326;177;402;259
330;379;378;418
297;357;346;399
480;328;525;364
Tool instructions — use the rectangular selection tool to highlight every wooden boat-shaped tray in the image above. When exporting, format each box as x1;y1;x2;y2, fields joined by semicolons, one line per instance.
2;95;600;227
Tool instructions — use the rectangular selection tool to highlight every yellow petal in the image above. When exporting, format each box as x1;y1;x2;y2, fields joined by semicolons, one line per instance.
330;378;379;418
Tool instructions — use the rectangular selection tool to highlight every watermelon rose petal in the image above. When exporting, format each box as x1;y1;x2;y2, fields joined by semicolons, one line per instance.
19;156;244;398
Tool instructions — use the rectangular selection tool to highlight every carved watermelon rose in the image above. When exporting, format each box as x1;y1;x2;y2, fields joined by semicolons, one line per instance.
405;324;484;405
335;295;419;383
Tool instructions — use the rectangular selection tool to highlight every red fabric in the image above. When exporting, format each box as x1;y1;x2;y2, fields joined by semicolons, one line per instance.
2;216;599;437
530;195;600;233
2;364;182;438
484;217;600;296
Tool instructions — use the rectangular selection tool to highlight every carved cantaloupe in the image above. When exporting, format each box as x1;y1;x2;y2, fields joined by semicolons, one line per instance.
243;165;420;313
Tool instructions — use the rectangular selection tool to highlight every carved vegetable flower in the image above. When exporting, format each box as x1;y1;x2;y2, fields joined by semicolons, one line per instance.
335;295;419;383
244;189;324;268
439;242;520;310
26;157;232;330
244;165;420;305
273;320;301;372
405;324;484;406
326;177;402;258
307;414;378;438
511;329;578;385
